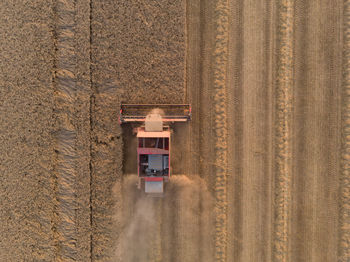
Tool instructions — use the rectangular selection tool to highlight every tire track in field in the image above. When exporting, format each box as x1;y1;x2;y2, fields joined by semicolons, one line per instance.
52;1;79;260
52;0;93;259
52;0;92;260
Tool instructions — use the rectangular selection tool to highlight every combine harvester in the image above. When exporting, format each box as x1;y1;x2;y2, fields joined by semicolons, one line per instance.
119;104;191;195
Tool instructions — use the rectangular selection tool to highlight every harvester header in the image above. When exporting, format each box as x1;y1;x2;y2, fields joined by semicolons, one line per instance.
119;103;191;123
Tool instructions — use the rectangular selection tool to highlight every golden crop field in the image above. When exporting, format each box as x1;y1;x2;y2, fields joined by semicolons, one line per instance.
0;1;348;261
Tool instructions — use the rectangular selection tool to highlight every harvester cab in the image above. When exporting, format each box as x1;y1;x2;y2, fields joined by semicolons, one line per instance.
119;104;191;195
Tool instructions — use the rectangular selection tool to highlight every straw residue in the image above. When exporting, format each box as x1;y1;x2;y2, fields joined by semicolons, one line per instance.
213;0;229;261
274;1;294;261
340;1;350;261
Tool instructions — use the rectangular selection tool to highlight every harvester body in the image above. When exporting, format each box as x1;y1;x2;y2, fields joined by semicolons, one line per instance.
119;104;191;195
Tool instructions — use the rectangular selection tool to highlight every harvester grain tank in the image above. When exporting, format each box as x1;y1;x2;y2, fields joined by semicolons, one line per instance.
119;104;191;194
